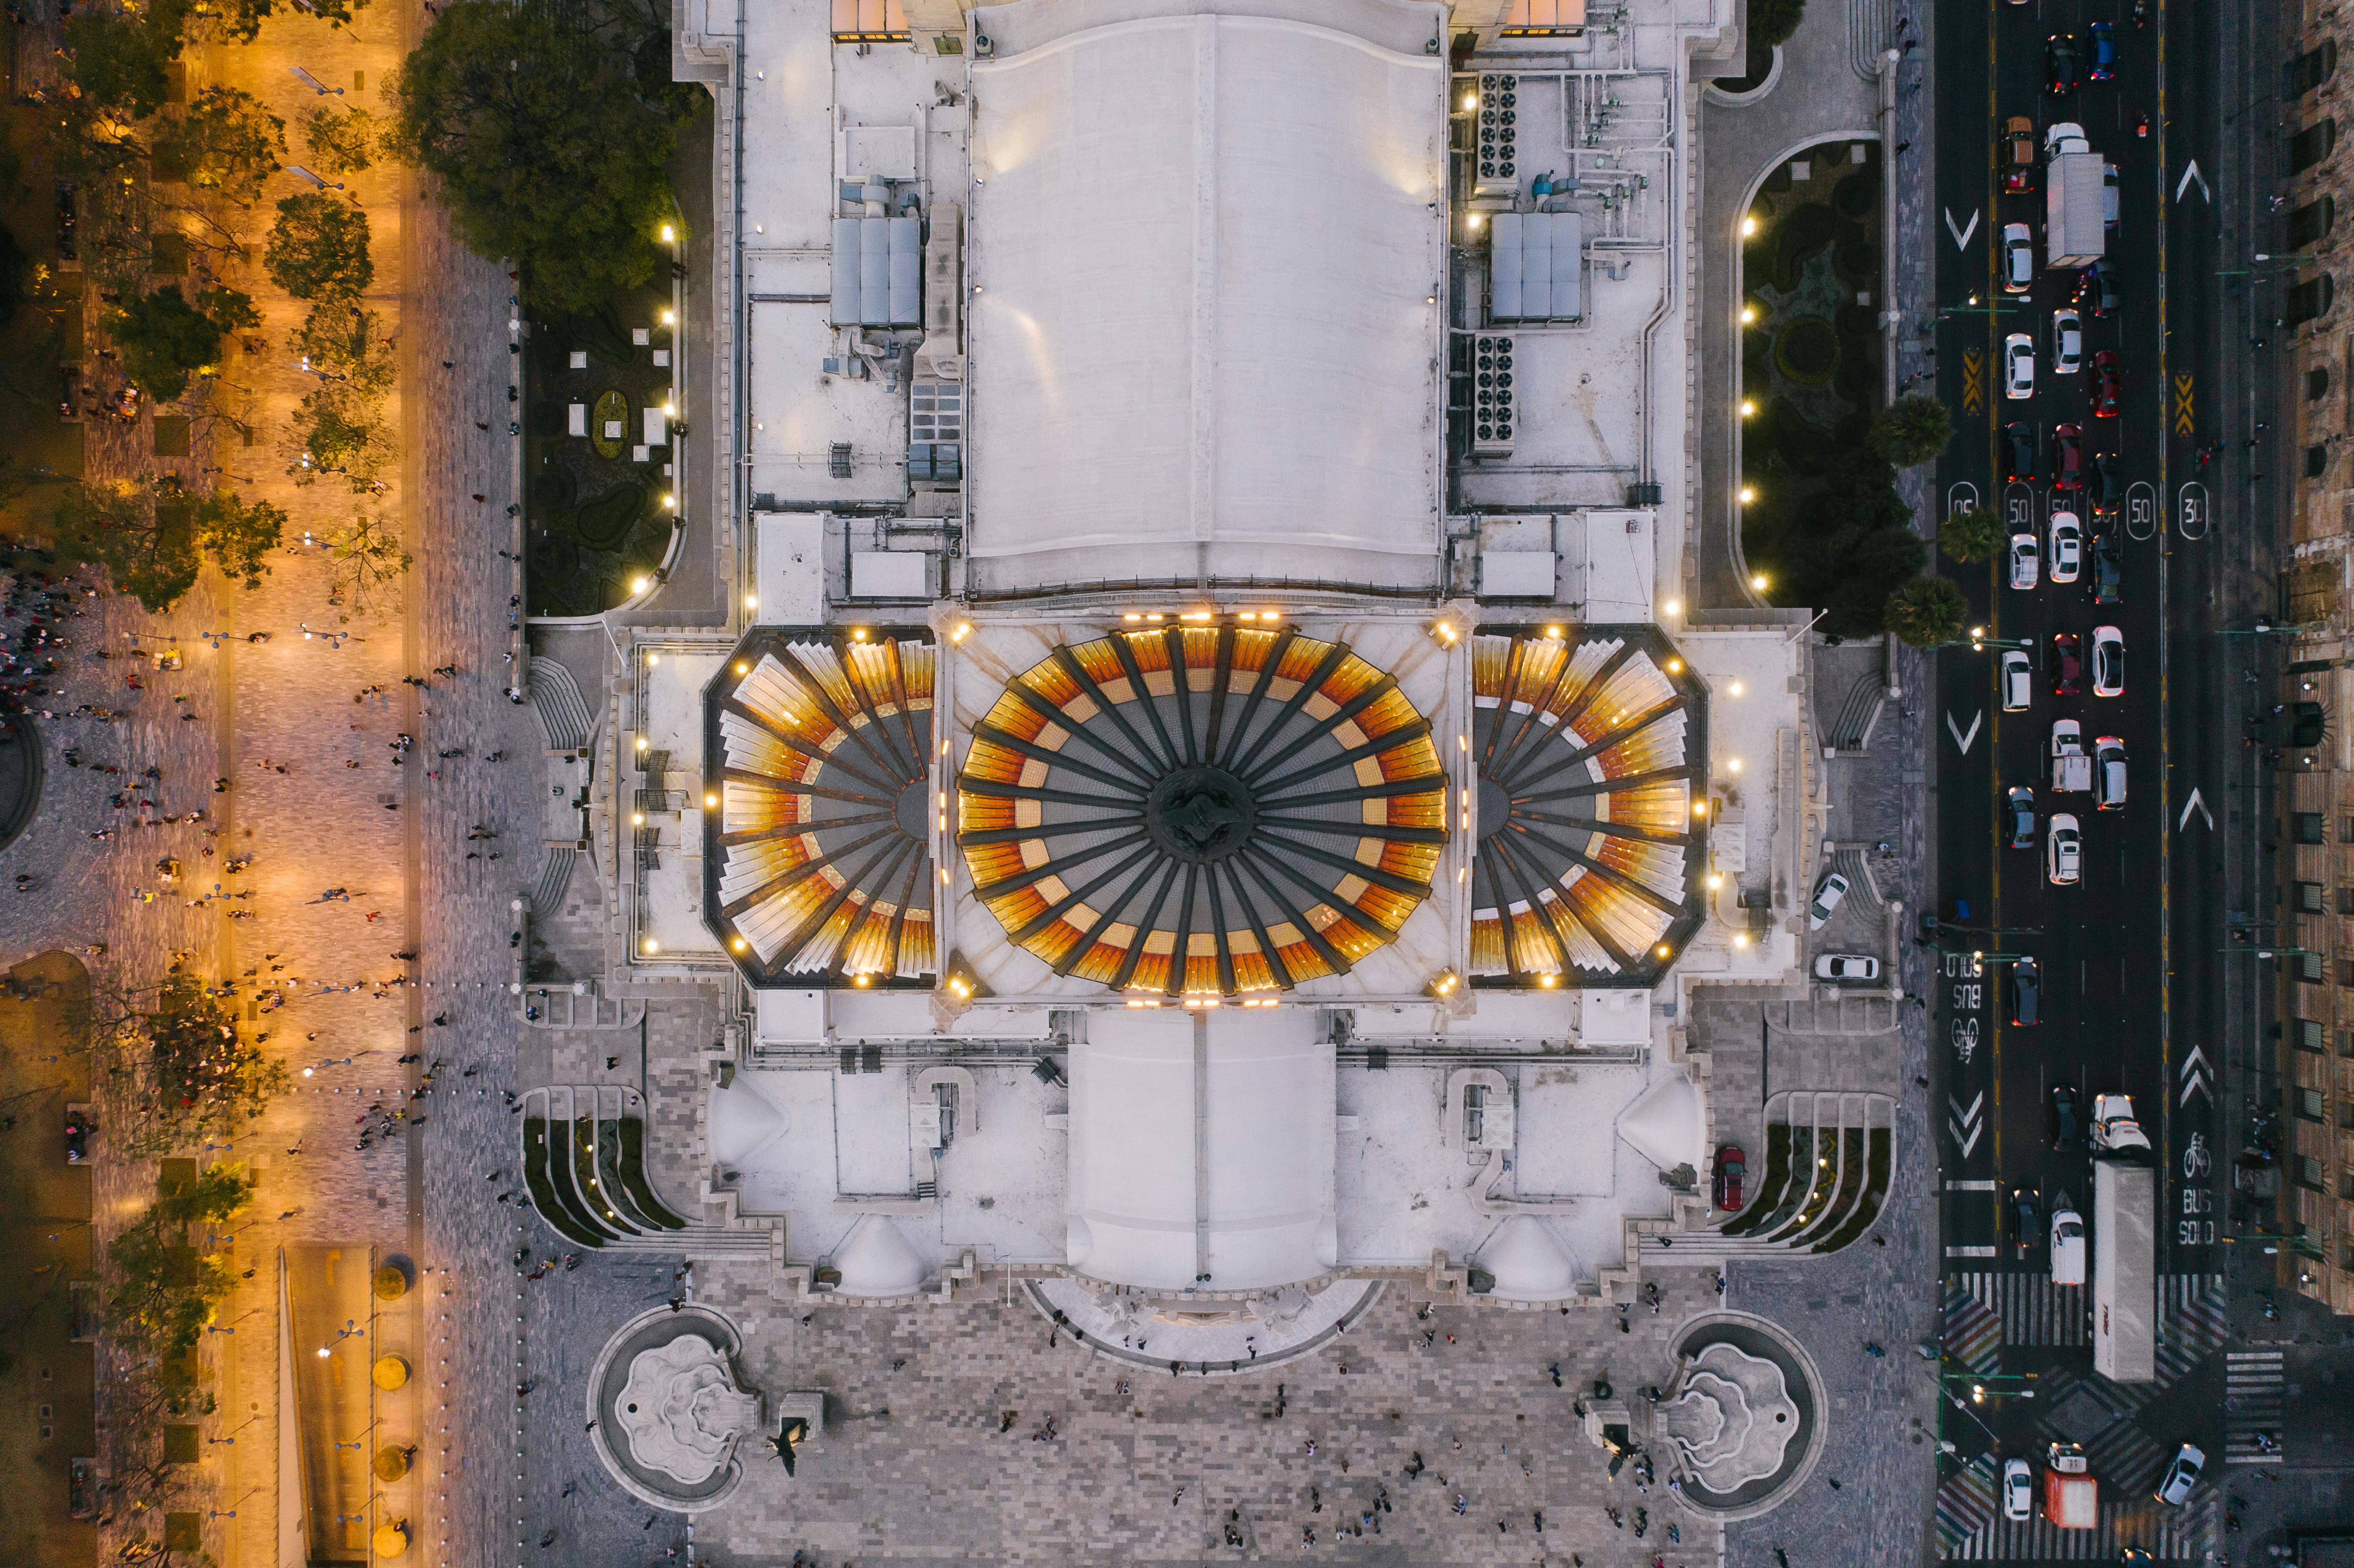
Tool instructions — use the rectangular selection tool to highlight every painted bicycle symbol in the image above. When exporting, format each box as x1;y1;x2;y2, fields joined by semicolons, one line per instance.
2184;1131;2211;1178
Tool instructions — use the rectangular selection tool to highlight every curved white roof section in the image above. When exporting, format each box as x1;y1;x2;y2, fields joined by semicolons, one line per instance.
1065;1008;1336;1292
966;0;1448;593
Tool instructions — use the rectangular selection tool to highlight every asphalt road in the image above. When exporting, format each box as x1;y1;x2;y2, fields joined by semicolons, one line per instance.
1927;0;2282;1496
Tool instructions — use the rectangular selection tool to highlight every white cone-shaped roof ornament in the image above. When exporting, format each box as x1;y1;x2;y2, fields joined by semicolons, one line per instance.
1617;1071;1706;1176
829;1215;929;1297
1474;1214;1578;1301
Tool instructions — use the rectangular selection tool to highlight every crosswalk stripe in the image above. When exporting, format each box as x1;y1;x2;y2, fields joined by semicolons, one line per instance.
2224;1351;2286;1463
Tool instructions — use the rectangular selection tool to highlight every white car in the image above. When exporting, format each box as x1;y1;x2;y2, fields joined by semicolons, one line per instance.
2052;308;2083;374
1807;871;1850;931
2048;512;2082;583
1813;953;1881;981
2002;223;2035;294
2046;812;2081;885
2091;625;2124;696
2094;736;2127;810
2000;649;2033;712
2156;1443;2205;1506
2004;332;2036;399
2003;1457;2034;1521
2008;531;2040;590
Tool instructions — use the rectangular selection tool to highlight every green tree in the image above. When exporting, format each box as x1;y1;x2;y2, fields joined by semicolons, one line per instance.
61;0;190;122
392;0;689;311
59;479;199;612
1884;574;1971;648
264;190;373;301
204;0;371;44
1872;394;1957;468
125;976;290;1154
108;283;258;402
106;1163;255;1411
1749;0;1808;50
284;379;391;492
152;86;285;205
298;102;382;176
1938;506;2005;564
327;508;411;612
291;298;394;393
194;488;287;589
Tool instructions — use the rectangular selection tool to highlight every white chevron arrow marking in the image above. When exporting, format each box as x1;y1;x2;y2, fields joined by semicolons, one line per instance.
2178;787;2213;831
1945;206;1981;251
1947;710;1982;756
2175;160;2211;203
2180;1044;2213;1106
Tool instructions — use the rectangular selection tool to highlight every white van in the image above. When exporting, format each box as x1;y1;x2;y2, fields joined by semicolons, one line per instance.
2050;1201;2086;1286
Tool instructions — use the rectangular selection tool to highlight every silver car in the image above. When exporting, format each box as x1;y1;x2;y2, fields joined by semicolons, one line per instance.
2008;531;2040;590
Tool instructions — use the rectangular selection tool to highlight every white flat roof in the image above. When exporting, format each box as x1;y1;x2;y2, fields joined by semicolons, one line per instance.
966;0;1447;591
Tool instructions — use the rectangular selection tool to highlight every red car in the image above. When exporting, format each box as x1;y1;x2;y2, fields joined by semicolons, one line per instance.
1713;1146;1747;1211
2052;423;2084;491
2091;351;2122;417
2052;632;2081;696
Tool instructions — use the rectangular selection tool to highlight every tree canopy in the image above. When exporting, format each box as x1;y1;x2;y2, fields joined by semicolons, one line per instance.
328;509;411;612
59;478;284;611
1749;0;1808;50
61;0;190;122
1763;449;1923;639
1938;506;2005;564
291;298;395;393
107;1162;255;1412
129;975;289;1152
284;380;392;492
108;283;257;402
1885;574;1970;648
298;102;383;176
205;0;372;44
152;86;285;204
392;0;689;311
264;190;374;301
1872;394;1957;468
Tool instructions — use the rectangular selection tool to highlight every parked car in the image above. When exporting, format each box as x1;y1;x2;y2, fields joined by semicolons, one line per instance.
1808;871;1850;930
2091;625;2125;695
2050;1084;2084;1150
2090;21;2117;80
2091;451;2123;516
2156;1444;2206;1506
1713;1145;1748;1211
2092;350;2123;416
2005;421;2037;482
2003;227;2036;295
2003;1457;2034;1521
2009;531;2041;589
2047;811;2082;883
2001;648;2034;711
2007;784;2037;849
2074;262;2119;317
2094;736;2127;809
2046;32;2079;94
2049;510;2083;581
2004;116;2037;193
2005;331;2036;396
2011;956;2041;1027
2052;632;2082;694
2090;531;2122;605
2052;425;2084;491
2052;308;2083;373
1814;953;1882;981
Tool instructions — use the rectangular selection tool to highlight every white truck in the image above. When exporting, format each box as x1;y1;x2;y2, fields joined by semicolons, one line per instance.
2051;720;2092;794
2093;1147;2156;1383
2045;122;2107;269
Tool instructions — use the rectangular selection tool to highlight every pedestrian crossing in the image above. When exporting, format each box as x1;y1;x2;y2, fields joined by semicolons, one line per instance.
1955;1271;2088;1346
1943;1284;2002;1372
2223;1350;2285;1465
1935;1456;1999;1556
1942;1488;2216;1561
2079;1402;2168;1494
2154;1275;2228;1390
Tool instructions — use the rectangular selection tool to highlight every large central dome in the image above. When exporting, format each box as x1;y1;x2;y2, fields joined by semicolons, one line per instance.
957;624;1446;997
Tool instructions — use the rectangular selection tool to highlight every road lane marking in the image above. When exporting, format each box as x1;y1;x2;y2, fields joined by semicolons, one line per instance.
1945;1179;1999;1192
1947;710;1983;755
2178;787;2212;830
1950;1092;1985;1156
1962;350;1985;415
1944;1245;2000;1258
2179;1044;2213;1105
1945;206;1982;251
2175;159;2211;203
2173;372;2196;435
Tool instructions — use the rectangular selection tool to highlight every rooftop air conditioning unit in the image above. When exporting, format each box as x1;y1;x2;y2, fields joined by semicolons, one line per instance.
1475;74;1519;198
1471;334;1514;457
